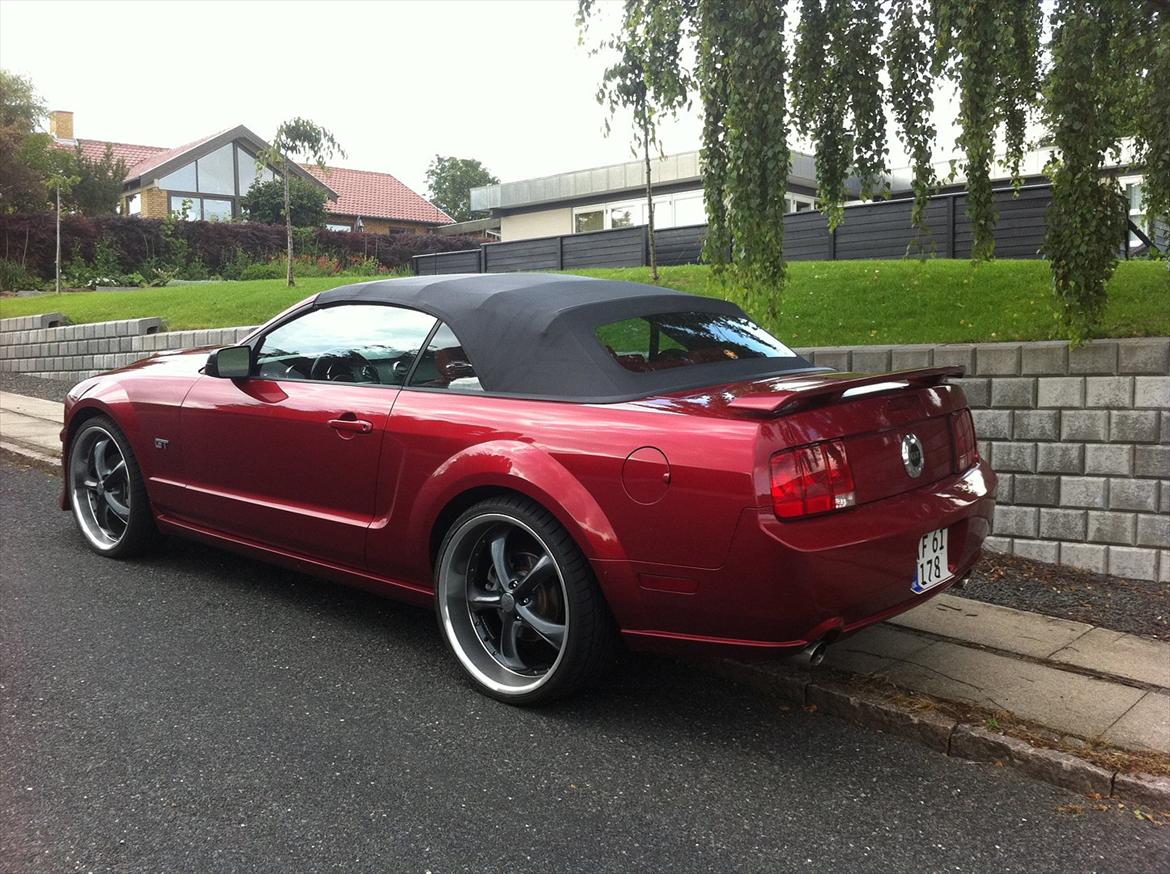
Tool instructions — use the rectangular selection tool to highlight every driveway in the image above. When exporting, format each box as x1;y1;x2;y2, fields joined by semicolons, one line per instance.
2;458;1167;873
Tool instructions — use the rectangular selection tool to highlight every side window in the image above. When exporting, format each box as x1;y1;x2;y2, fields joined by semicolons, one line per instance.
407;322;482;392
255;304;437;385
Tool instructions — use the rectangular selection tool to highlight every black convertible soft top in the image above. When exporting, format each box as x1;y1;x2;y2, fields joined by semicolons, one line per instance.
314;273;818;401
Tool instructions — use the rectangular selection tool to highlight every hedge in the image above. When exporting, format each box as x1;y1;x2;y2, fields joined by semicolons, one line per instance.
0;213;481;279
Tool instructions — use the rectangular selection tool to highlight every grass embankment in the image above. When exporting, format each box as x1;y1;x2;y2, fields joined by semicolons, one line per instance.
1;260;1166;344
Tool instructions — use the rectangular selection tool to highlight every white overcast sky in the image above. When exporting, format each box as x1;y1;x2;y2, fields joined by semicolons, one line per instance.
0;0;987;197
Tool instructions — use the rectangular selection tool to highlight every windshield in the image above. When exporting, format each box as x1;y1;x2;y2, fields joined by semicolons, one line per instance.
596;311;797;374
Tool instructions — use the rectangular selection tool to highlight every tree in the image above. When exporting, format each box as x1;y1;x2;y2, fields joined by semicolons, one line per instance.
241;176;328;228
425;156;498;222
580;0;690;282
258;118;344;287
580;1;1169;341
66;143;128;216
0;69;54;214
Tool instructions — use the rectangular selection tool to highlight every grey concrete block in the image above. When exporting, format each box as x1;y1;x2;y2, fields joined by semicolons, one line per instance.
996;473;1014;503
1137;514;1170;549
1086;510;1135;545
1040;508;1087;541
1037;377;1084;409
1118;338;1170;375
1110;410;1160;443
1108;478;1159;512
1061;410;1109;442
952;378;990;408
813;350;851;371
1020;341;1069;376
991;441;1036;473
1084;443;1133;476
1060;476;1108;508
1162;412;1170;445
1015;409;1062;444
1068;340;1118;375
851;347;890;373
1012;538;1060;563
1134;376;1170;409
1107;546;1159;581
890;345;934;370
972;409;1012;440
1135;445;1170;478
1037;443;1084;474
991;378;1036;409
1060;542;1107;573
984;535;1013;553
932;345;975;374
1013;474;1060;506
1161;481;1170;515
976;344;1021;376
992;505;1038;538
1085;376;1133;408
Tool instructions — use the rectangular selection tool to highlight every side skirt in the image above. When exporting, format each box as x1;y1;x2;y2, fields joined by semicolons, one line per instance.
154;512;435;608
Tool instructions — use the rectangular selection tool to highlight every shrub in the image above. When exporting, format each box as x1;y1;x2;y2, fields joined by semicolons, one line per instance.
0;258;43;292
0;213;480;282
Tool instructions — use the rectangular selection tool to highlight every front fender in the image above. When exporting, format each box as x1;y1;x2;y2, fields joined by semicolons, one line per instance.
405;439;629;568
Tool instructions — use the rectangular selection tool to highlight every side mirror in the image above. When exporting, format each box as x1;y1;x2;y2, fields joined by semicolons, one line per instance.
206;345;252;379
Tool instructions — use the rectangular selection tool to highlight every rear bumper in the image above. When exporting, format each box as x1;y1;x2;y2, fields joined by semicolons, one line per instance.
608;460;997;657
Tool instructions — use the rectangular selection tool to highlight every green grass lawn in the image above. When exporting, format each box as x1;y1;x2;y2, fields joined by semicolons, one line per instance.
1;260;1166;344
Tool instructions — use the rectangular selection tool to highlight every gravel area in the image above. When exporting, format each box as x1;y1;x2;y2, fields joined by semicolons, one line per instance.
0;371;79;403
961;550;1170;641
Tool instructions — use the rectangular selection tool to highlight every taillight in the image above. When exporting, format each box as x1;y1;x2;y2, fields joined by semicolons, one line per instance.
770;439;857;519
951;409;978;473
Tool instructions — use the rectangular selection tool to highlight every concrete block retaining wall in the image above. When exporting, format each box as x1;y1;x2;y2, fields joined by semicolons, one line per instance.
796;338;1170;582
0;316;255;381
1;316;1167;580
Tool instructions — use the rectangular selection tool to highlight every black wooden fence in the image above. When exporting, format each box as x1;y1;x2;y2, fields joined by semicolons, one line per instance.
414;184;1054;275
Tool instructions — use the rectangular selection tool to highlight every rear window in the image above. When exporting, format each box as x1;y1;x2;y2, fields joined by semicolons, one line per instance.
596;311;797;373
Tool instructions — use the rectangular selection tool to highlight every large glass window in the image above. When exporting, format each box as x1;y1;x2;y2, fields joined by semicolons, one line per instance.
672;194;704;226
608;204;639;228
407;322;482;392
159;162;197;192
237;147;273;193
197;143;236;195
203;198;233;222
170;195;199;220
574;209;603;233
125;193;141;216
596;311;797;374
255;304;438;385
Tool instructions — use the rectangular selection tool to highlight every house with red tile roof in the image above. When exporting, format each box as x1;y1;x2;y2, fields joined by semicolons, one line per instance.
50;111;452;234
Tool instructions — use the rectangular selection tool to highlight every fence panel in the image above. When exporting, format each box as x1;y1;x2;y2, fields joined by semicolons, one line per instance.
653;224;707;265
561;226;645;268
483;237;560;273
414;250;480;275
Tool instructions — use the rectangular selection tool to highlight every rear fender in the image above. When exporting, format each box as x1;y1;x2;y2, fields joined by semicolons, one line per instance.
406;439;628;571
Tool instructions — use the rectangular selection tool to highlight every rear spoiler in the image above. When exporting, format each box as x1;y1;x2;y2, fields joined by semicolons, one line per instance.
726;366;965;417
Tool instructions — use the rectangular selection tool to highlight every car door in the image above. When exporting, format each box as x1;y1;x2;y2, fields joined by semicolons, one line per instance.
177;302;438;569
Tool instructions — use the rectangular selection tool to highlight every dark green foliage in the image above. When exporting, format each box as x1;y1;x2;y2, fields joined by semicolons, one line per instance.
241;176;328;227
425;156;499;222
886;0;937;238
66;143;128;216
0;69;56;214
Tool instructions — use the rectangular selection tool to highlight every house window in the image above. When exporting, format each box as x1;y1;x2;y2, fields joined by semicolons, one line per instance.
608;204;640;228
237;146;273;194
170;195;234;222
197;144;236;195
672;194;704;227
574;209;604;233
326;223;352;232
1124;179;1147;248
160;163;197;192
203;198;233;222
170;195;199;220
125;193;141;216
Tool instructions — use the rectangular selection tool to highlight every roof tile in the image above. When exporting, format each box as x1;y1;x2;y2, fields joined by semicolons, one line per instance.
302;164;452;226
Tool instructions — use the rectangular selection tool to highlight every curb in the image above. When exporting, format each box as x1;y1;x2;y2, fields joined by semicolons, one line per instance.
0;441;59;472
700;658;1170;811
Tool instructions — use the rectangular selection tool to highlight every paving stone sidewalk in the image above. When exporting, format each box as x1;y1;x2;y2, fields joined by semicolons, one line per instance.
0;390;61;465
2;390;1167;758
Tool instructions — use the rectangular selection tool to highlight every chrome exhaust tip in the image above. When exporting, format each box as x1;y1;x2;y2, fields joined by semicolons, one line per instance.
789;640;828;668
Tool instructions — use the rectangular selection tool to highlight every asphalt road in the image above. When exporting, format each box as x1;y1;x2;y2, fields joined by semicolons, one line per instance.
2;458;1168;874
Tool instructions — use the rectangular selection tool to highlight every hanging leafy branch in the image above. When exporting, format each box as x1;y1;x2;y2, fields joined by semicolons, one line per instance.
696;0;732;274
1128;2;1170;240
885;0;938;236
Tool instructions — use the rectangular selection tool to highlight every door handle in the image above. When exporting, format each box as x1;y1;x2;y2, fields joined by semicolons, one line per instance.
328;417;374;434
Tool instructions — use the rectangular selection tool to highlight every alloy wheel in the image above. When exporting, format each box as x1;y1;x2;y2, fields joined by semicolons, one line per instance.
69;426;131;550
438;514;569;696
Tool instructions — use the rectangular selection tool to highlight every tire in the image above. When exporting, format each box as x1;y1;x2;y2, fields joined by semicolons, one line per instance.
434;495;617;704
66;415;159;559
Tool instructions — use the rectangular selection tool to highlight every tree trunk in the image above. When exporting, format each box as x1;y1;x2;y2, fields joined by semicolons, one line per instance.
55;186;61;295
642;115;658;282
284;168;295;287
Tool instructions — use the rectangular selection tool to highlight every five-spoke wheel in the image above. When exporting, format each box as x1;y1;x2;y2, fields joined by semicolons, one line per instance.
436;496;615;704
68;416;157;557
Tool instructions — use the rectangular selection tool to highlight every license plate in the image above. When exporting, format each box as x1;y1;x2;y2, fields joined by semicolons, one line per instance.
912;528;951;594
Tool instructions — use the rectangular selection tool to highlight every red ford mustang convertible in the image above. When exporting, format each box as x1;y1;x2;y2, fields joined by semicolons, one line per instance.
61;274;995;702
